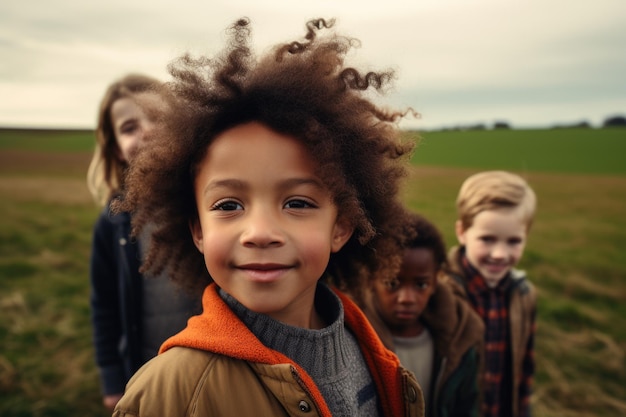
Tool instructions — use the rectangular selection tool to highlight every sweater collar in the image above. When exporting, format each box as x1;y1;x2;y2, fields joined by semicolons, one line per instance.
218;282;351;382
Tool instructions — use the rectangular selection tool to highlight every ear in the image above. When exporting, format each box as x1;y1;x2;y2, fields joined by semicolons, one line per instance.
189;218;204;253
330;219;354;253
455;220;467;245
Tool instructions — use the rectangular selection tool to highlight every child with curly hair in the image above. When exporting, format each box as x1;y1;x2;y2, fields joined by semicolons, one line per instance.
112;18;423;417
87;73;201;411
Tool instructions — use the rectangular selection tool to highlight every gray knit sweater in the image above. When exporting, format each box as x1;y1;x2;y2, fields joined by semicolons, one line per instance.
219;282;381;417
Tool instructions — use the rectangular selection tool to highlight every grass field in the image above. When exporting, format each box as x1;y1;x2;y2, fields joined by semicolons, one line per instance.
0;128;625;416
408;128;626;176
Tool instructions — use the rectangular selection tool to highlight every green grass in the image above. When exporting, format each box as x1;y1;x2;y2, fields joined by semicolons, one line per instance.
1;128;625;416
0;128;95;152
406;128;626;175
0;192;103;416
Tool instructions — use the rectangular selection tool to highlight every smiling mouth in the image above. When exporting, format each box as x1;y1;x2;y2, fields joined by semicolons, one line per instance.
237;262;290;270
485;262;509;269
236;263;292;282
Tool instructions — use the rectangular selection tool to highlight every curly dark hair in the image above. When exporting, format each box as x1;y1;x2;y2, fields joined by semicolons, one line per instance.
115;17;416;294
403;212;448;270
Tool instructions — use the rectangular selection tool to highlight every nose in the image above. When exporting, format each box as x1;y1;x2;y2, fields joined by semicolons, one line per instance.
125;129;148;162
396;286;417;304
133;123;155;157
240;206;285;248
138;122;153;145
491;242;508;259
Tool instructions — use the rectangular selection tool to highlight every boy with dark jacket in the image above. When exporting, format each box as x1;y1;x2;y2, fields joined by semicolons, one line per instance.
361;212;484;417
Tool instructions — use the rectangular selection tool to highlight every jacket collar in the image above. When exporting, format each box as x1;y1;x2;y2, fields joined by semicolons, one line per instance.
160;282;410;417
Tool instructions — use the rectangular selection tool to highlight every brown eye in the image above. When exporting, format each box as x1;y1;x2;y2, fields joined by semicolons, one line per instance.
284;199;315;209
211;200;243;211
383;278;400;292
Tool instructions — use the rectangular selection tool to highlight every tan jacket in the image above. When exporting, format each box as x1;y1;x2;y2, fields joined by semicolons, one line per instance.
113;283;424;417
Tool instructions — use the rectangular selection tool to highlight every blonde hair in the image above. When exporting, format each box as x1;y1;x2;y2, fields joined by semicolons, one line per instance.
456;170;537;231
87;73;162;207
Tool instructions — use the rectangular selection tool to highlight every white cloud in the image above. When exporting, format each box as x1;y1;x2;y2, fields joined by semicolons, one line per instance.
0;0;625;129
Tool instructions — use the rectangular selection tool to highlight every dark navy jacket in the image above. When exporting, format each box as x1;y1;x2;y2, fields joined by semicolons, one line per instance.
90;204;143;395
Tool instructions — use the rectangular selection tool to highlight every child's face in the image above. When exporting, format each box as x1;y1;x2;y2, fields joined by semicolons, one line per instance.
190;122;353;328
456;207;528;287
110;92;163;163
371;247;437;338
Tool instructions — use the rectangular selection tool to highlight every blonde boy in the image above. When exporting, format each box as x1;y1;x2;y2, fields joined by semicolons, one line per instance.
449;170;537;417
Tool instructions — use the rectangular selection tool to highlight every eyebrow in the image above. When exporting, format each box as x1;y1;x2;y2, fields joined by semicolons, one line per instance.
202;177;325;197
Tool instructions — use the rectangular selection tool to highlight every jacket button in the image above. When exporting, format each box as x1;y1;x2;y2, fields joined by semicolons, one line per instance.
119;238;127;246
298;400;311;412
408;385;418;403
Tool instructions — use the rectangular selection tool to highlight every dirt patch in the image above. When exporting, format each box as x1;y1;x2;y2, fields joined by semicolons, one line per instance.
0;150;94;205
0;177;93;205
0;150;91;178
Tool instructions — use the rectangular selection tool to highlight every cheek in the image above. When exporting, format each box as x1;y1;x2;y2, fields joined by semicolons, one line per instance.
513;244;526;259
418;289;435;306
297;231;334;268
465;244;488;266
200;229;231;272
464;242;481;257
113;140;127;161
373;289;395;314
117;139;138;163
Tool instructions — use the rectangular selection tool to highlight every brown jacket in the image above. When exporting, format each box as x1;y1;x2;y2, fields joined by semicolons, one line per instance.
360;278;485;417
113;283;424;417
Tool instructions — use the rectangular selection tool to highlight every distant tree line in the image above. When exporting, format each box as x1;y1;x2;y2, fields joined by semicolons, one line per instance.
427;114;625;132
603;115;626;127
550;115;625;129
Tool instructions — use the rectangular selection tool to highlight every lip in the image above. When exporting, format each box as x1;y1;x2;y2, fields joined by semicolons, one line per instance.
236;263;292;283
394;310;418;320
484;262;509;272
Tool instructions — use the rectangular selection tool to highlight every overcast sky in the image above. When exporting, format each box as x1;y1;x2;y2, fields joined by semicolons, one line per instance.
1;0;625;130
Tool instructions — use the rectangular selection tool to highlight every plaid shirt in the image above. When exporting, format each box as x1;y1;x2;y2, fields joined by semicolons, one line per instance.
462;255;534;417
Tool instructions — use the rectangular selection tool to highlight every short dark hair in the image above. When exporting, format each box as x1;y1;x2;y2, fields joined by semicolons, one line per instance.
404;212;448;270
